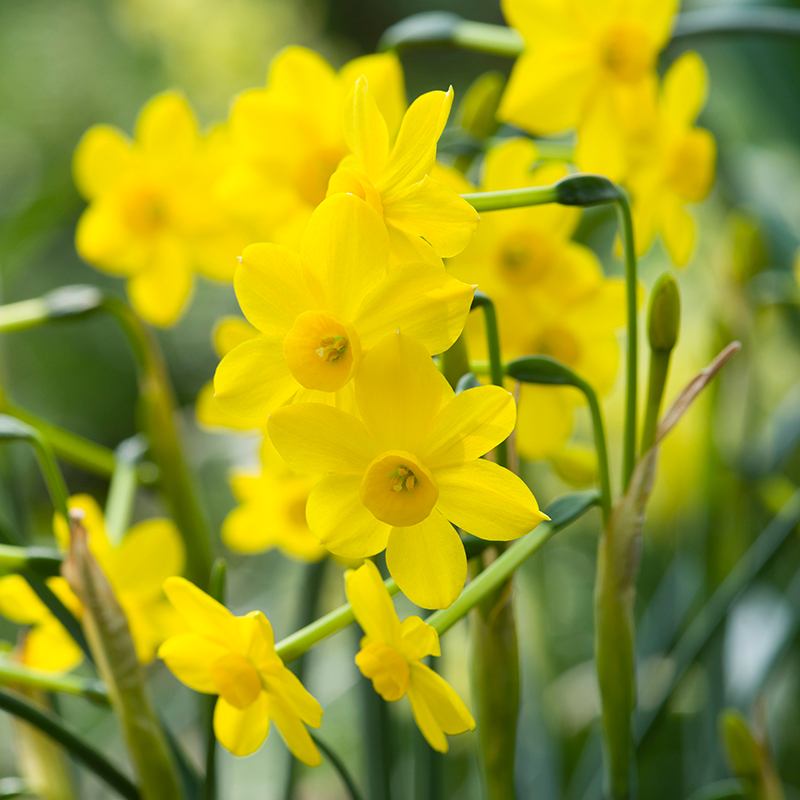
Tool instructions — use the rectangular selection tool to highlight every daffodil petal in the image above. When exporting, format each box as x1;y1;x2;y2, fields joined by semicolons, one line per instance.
345;561;401;642
435;459;546;541
386;512;466;609
344;77;390;176
212;317;257;359
111;519;184;597
307;476;391;558
158;633;226;693
127;249;193;328
339;52;406;136
354;332;452;453
22;623;84;674
0;575;47;625
407;682;448;752
355;262;473;355
399;616;440;660
235;244;309;335
136;91;198;157
410;662;475;736
163;577;240;646
515;385;576;460
214;694;271;757
300;194;389;318
268;403;377;475
75;203;137;275
661;198;696;268
268;46;338;99
381;88;453;193
73;125;132;199
662;51;708;127
263;667;324;727
422;385;516;470
214;335;297;426
384;176;479;259
265;694;321;766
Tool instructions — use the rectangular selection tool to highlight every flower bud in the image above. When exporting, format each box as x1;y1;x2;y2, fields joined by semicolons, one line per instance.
647;273;681;354
555;174;620;207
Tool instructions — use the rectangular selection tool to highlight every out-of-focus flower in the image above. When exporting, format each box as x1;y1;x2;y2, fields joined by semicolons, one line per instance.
346;561;474;751
74;92;244;326
450;139;625;459
499;0;678;179
226;46;406;242
269;332;546;609
627;52;716;267
0;576;83;673
159;577;322;760
328;78;479;262
223;438;324;561
213;193;473;427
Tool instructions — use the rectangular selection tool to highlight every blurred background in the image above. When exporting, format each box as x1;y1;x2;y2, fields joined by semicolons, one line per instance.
0;0;799;797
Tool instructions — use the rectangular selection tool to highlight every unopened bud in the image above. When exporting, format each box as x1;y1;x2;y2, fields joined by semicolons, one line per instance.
647;273;681;353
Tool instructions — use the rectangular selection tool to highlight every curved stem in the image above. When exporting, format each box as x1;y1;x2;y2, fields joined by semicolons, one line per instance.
575;378;613;524
104;437;148;544
670;7;800;45
0;661;107;703
0;688;139;799
463;186;558;212
312;734;365;800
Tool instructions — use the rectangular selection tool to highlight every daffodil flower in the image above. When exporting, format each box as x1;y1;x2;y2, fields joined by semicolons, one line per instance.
74;92;244;326
223;438;324;561
500;0;678;179
627;52;716;266
328;78;479;262
0;576;83;673
158;577;323;761
268;332;546;609
226;46;406;241
346;561;474;751
213;193;474;427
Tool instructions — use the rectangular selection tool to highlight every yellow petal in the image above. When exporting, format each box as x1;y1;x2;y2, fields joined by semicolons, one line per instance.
163;577;240;647
384;176;479;259
268;45;338;100
22;623;84;674
354;332;452;453
662;51;708;127
408;662;475;750
515;385;576;460
135;91;198;158
196;382;257;432
499;49;594;135
111;519;184;597
355;262;473;355
300;194;389;318
264;694;321;766
575;92;628;181
127;247;193;328
399;616;440;660
0;575;47;624
235;244;309;336
75;202;138;275
339;52;406;137
631;0;679;45
214;694;271;757
422;385;516;470
213;335;298;426
385;512;466;609
212;317;257;358
344;77;390;177
381;89;453;193
268;403;377;475
73;125;132;199
661;203;696;268
344;561;401;642
307;476;391;558
263;666;324;727
158;633;227;693
435;459;546;540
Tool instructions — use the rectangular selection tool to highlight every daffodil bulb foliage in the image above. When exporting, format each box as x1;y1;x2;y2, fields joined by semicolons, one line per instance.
159;577;323;761
346;561;475;752
269;332;548;609
213;192;474;427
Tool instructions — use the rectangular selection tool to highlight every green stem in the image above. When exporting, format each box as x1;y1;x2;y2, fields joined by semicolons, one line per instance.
104;437;148;544
0;545;61;577
670;7;800;45
204;560;226;800
463;186;558;213
311;734;365;800
578;379;613;524
0;688;139;799
640;352;671;455
0;661;107;703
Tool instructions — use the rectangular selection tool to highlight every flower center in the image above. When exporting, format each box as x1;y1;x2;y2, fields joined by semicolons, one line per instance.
283;311;360;391
665;129;714;202
355;641;410;702
209;653;262;709
121;184;167;236
599;22;654;83
535;326;581;366
496;229;556;286
360;451;438;526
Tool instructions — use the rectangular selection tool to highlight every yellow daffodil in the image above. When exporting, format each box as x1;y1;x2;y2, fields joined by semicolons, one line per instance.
158;577;323;760
223;438;324;561
346;561;474;751
196;316;258;431
55;495;185;663
213;193;474;427
0;576;83;673
500;0;679;179
328;78;479;262
74;92;244;326
268;332;546;609
449;139;625;459
226;46;406;241
627;52;716;266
